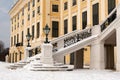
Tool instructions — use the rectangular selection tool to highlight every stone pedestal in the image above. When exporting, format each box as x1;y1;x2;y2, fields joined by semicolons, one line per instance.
92;25;101;35
24;47;31;60
53;54;64;64
41;43;53;65
5;55;9;63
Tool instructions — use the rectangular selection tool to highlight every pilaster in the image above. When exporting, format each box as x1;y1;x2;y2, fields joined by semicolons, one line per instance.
34;0;37;41
68;0;72;32
87;0;91;27
100;0;106;21
90;41;105;70
45;0;50;25
77;0;81;30
116;26;120;71
40;0;44;41
60;0;64;36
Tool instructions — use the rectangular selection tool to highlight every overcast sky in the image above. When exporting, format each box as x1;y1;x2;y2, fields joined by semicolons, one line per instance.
0;0;13;48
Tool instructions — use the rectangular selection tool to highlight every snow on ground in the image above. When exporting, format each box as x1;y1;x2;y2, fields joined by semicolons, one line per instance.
0;62;120;80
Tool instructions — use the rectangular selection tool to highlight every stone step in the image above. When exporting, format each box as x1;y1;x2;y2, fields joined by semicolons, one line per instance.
30;67;73;71
15;63;27;65
19;61;30;64
30;63;74;71
8;62;29;70
8;65;23;70
54;63;64;66
32;66;68;68
32;64;43;66
35;58;41;60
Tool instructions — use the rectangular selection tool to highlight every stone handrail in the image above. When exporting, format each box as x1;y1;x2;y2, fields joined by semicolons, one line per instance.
51;29;81;43
100;7;117;32
51;28;92;53
51;27;92;44
99;13;120;41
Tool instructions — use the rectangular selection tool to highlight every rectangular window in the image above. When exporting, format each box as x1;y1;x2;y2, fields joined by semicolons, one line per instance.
52;5;58;12
12;27;13;32
18;14;19;20
11;19;13;24
92;3;99;26
19;52;22;60
82;11;87;29
12;53;14;63
22;31;24;44
15;18;16;22
11;37;13;47
28;2;30;11
22;8;24;16
14;35;16;46
52;21;59;37
72;0;76;6
37;22;40;38
108;0;115;14
64;2;68;10
18;22;19;28
17;34;19;43
37;6;40;14
32;0;35;7
32;25;34;40
27;28;30;34
15;25;16;30
72;15;77;31
9;54;11;62
70;53;74;65
32;10;35;17
15;53;17;62
22;19;24;25
64;19;68;34
28;14;30;21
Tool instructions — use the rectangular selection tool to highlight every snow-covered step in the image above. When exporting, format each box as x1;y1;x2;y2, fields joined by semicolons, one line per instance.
8;63;26;69
8;53;42;70
30;68;73;71
29;61;74;71
30;65;73;71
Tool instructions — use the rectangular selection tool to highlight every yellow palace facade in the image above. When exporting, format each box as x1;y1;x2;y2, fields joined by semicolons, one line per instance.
9;0;120;66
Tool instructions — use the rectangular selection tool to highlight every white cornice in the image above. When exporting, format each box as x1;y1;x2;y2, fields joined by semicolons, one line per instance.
9;0;30;18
